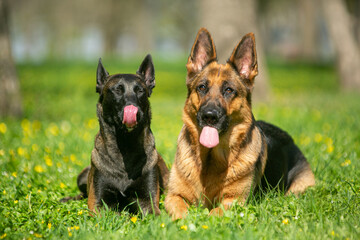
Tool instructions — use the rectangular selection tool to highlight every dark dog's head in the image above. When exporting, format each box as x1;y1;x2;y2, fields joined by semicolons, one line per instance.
184;28;258;148
96;54;155;131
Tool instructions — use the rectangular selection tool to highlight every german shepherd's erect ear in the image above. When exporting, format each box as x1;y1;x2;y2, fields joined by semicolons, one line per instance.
228;33;258;91
186;28;217;86
137;54;155;96
96;58;110;94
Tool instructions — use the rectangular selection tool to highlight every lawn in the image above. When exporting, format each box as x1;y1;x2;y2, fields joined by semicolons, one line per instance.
0;57;359;239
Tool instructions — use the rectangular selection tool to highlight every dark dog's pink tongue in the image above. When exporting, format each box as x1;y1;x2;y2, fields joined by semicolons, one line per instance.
123;105;138;128
199;126;219;148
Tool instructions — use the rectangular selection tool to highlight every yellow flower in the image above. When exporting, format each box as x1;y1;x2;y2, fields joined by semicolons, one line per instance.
160;223;165;228
180;225;188;231
14;200;18;204
74;226;80;230
17;147;26;156
27;184;31;188
47;123;59;136
12;172;17;178
331;230;335;236
34;233;42;238
70;154;76;162
202;225;209;229
77;210;83;215
0;122;7;134
0;233;7;239
56;162;62;168
341;159;351;167
282;218;289;225
0;149;4;156
3;190;6;194
48;222;52;229
68;232;72;237
130;216;137;223
327;145;334;153
45;146;51;153
34;165;44;173
44;155;53;167
60;182;66;189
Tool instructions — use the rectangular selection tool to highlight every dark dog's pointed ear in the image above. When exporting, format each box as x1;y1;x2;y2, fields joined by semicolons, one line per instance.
137;54;155;96
186;28;217;82
96;58;109;94
228;33;258;89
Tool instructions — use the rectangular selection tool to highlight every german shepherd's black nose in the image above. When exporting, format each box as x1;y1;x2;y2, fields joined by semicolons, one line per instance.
202;109;220;125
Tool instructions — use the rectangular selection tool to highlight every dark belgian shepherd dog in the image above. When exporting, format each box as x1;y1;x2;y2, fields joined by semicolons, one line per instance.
164;28;315;219
61;55;169;215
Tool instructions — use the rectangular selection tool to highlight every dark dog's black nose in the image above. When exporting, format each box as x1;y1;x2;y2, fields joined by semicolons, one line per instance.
202;109;219;125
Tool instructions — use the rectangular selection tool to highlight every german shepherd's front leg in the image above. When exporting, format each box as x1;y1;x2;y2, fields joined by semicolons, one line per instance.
209;173;254;217
165;194;190;220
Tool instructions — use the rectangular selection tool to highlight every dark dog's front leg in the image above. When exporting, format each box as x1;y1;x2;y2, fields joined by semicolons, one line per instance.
132;168;161;215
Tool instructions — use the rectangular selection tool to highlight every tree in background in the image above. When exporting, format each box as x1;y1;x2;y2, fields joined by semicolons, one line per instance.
322;0;360;90
199;0;269;100
0;0;22;118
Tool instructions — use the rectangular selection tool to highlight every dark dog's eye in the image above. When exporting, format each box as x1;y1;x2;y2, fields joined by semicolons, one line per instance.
197;84;207;92
115;85;124;94
135;86;144;95
225;87;234;94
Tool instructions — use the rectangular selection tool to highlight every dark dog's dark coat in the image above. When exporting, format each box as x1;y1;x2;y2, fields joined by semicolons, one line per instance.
62;55;168;215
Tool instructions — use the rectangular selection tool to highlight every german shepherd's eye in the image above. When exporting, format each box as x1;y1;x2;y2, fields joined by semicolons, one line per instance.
197;84;207;93
224;87;234;94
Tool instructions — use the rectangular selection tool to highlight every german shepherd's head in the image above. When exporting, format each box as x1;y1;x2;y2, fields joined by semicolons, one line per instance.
96;54;155;132
184;28;258;149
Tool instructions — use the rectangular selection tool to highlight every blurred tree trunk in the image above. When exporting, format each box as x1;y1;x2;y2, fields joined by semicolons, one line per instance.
0;0;22;118
299;0;318;60
199;0;269;101
322;0;360;90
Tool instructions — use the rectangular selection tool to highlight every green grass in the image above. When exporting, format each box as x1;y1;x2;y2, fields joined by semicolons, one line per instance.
0;58;359;239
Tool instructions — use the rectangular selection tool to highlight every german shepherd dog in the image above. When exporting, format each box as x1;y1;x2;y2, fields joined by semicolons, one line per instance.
61;55;169;215
164;28;315;219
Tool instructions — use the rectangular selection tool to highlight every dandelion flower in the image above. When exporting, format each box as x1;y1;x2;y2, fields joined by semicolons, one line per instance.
70;154;76;162
341;159;351;167
160;223;165;228
34;165;44;173
17;147;26;156
0;123;7;134
282;218;289;225
74;226;80;230
202;225;209;229
34;233;42;238
48;223;52;229
180;225;188;231
44;155;53;167
60;182;66;189
77;210;83;215
0;233;7;239
68;232;72;237
12;172;17;178
130;216;137;223
331;230;335;236
0;149;4;156
14;200;18;204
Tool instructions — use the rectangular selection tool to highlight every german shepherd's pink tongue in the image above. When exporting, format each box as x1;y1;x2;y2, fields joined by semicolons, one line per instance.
123;105;138;128
200;126;219;148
